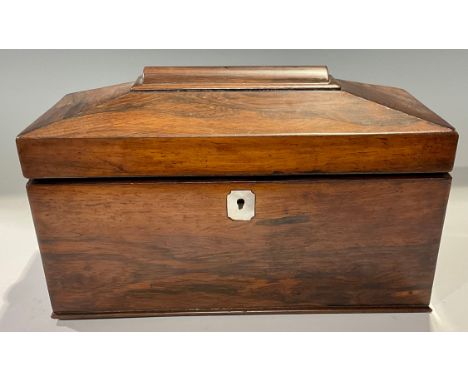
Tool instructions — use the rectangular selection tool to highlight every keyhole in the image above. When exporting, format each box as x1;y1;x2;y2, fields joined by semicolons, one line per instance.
237;198;245;210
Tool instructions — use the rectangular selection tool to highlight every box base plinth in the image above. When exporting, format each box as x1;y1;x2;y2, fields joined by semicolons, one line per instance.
52;306;432;320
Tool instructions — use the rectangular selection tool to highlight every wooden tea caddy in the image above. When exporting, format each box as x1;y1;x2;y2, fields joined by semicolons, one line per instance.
17;66;458;319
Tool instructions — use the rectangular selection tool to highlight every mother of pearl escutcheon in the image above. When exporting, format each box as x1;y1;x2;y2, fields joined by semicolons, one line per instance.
227;190;255;221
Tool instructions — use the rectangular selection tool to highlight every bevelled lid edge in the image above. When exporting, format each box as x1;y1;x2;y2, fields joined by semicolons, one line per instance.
338;79;454;130
17;82;133;139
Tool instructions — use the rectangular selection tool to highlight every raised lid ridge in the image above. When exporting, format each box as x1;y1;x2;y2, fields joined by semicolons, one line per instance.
132;66;341;91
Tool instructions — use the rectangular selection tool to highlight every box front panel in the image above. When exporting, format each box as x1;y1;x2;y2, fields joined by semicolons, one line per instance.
28;176;450;317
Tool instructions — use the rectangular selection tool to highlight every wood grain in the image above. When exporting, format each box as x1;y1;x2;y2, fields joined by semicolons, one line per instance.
133;66;339;90
20;90;453;139
18;133;457;179
28;175;450;318
17;75;458;178
338;79;453;129
20;82;133;136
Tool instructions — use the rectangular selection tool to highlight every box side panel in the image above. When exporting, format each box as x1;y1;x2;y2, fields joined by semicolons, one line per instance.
27;176;451;317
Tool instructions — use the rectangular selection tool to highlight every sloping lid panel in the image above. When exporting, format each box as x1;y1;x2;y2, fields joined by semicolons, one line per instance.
17;67;458;179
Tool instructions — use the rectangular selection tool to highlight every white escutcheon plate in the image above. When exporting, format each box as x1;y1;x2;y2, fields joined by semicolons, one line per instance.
227;190;255;221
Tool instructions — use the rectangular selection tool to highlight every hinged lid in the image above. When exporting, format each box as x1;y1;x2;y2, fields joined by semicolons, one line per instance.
17;66;458;179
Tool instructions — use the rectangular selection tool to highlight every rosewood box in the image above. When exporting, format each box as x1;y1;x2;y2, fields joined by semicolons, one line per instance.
17;66;458;319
